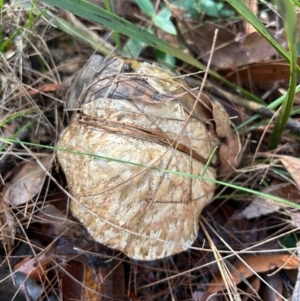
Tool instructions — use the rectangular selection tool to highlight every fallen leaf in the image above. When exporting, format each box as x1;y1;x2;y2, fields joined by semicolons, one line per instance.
14;253;51;282
62;260;102;301
0;155;52;250
243;276;261;301
35;204;126;300
240;196;284;219
35;204;95;252
208;254;298;294
180;22;280;69
0;195;16;249
280;156;300;188
291;212;300;229
61;258;125;301
221;58;294;90
237;181;298;219
211;100;241;174
2;154;53;206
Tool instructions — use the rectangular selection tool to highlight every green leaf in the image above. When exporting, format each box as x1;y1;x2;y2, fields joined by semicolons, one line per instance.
41;0;207;68
195;0;223;17
123;38;147;58
155;49;176;71
219;8;234;18
269;0;298;148
168;0;199;19
169;0;197;11
153;7;177;35
135;0;155;17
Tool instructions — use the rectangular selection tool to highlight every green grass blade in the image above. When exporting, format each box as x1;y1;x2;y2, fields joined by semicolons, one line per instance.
236;85;300;133
103;0;121;48
11;0;117;55
44;10;116;55
41;0;208;66
269;0;298;149
226;0;294;65
2;137;300;210
42;0;263;103
291;0;300;8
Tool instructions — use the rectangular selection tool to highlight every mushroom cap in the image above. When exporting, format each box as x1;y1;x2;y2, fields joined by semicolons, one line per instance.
57;56;218;260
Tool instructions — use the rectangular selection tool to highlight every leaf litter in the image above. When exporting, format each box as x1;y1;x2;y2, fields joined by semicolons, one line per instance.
1;0;300;300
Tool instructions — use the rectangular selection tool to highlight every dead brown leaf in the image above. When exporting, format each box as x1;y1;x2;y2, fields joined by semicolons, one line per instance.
221;58;293;90
211;100;241;174
2;154;53;206
240;196;284;219
34;204;126;300
62;260;103;301
218;12;300;89
237;178;300;219
14;253;51;282
208;254;298;294
0;155;52;249
243;276;261;301
180;22;279;69
61;259;125;301
280;156;300;188
0;195;16;249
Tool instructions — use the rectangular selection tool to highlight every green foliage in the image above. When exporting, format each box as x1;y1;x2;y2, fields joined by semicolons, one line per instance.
42;0;264;103
126;0;234;67
279;233;297;249
291;0;300;8
135;0;176;35
269;0;298;149
169;0;233;19
135;0;155;17
194;0;234;18
155;49;176;71
226;0;300;147
125;0;176;66
123;38;147;58
103;0;120;48
152;7;176;35
169;0;199;19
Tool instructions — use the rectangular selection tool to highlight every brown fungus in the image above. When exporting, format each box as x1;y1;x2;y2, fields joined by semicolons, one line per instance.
57;56;232;260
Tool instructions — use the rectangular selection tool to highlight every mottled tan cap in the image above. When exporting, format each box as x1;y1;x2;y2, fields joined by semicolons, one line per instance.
57;56;220;260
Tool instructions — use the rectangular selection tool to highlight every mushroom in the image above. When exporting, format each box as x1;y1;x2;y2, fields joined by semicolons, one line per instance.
57;56;225;260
